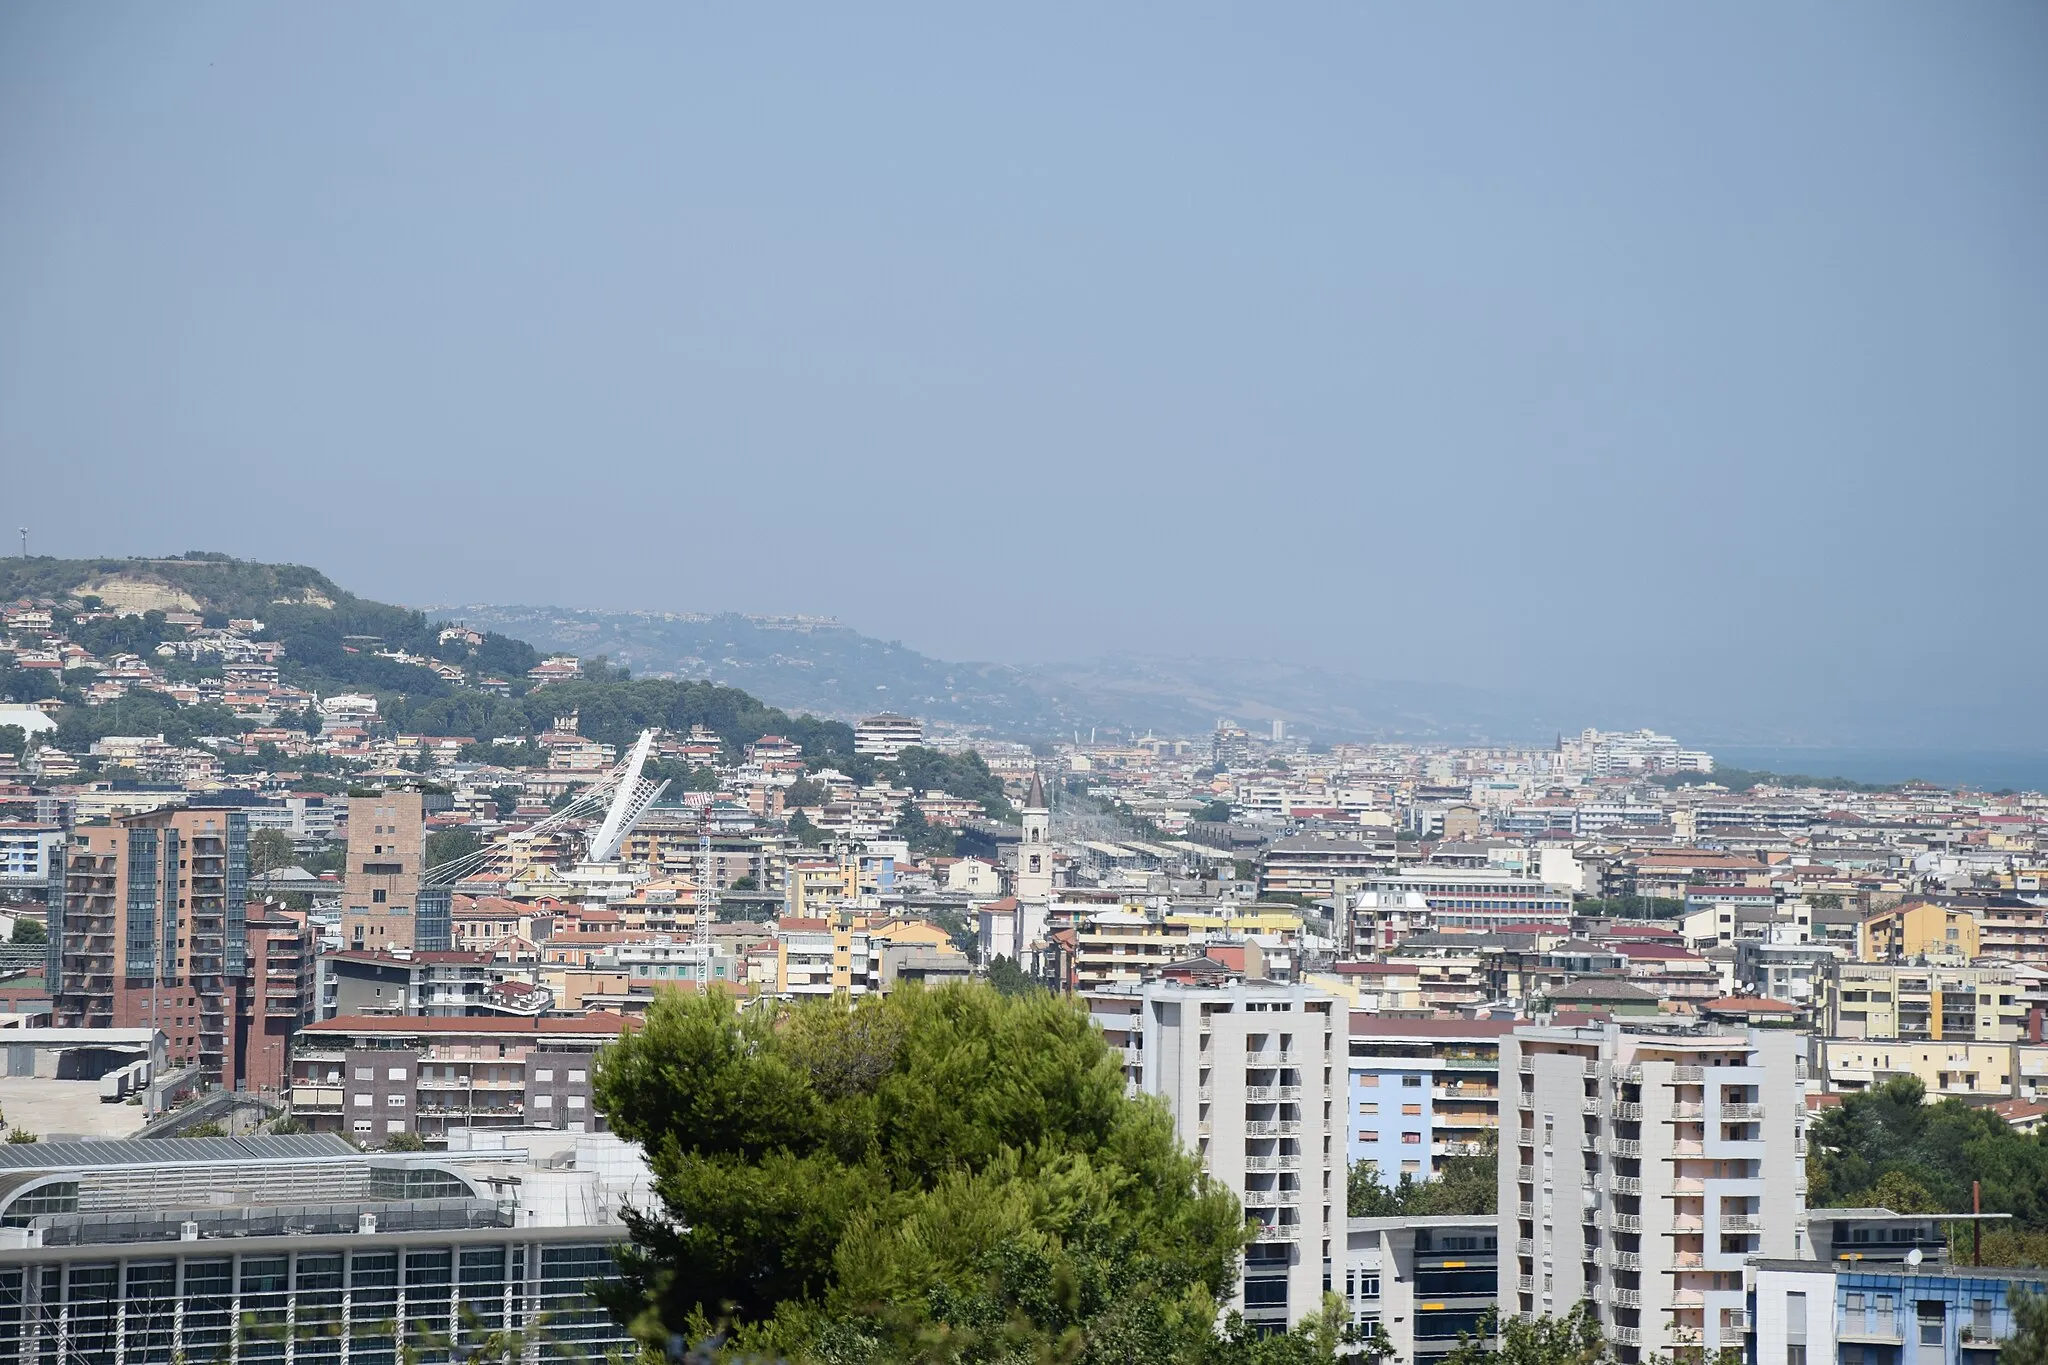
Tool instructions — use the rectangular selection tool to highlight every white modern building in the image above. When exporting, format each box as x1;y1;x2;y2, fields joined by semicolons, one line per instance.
1344;1216;1499;1365
1093;978;1347;1332
1497;1021;1809;1362
853;712;924;759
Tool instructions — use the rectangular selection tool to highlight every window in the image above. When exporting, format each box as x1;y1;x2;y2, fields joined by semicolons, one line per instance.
387;1120;406;1134
387;1067;407;1081
387;1094;406;1108
1357;1275;1380;1299
567;1096;585;1110
1359;1102;1378;1115
1402;1132;1421;1144
568;1069;587;1083
1402;1161;1421;1174
1919;1303;1944;1346
534;1095;553;1109
373;890;387;904
1402;1076;1423;1088
353;1120;373;1135
355;1067;374;1081
1360;1131;1379;1143
534;1069;554;1082
354;1094;372;1108
1402;1104;1422;1116
1359;1076;1379;1088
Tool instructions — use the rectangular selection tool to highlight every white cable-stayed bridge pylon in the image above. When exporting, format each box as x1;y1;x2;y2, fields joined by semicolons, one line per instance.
420;727;670;889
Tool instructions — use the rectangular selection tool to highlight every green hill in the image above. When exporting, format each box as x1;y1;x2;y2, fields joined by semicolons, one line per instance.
0;553;858;764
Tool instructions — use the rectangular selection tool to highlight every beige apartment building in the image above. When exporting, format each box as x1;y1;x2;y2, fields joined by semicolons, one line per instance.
1499;1022;1808;1363
1818;1037;2048;1101
342;792;425;950
1829;960;2027;1042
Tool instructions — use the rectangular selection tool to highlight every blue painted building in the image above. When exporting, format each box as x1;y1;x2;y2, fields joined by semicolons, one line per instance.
1752;1259;2048;1365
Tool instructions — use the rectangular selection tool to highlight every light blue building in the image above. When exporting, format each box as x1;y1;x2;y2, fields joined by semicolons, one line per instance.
1752;1259;2048;1365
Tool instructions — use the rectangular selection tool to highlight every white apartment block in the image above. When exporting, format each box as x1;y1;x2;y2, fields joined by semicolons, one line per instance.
1093;979;1347;1331
1498;1022;1808;1362
853;712;924;759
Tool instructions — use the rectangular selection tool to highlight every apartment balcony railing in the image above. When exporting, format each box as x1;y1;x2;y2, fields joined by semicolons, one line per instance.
1611;1138;1641;1158
1613;1214;1642;1232
1672;1216;1704;1233
1516;1239;1535;1256
1673;1104;1705;1121
1250;1222;1298;1243
1673;1178;1705;1194
1673;1141;1705;1156
1245;1156;1301;1171
1518;1165;1536;1184
1583;1098;1605;1115
1613;1102;1643;1121
1518;1202;1534;1219
1722;1103;1764;1120
1248;1051;1297;1066
1618;1065;1643;1085
1612;1288;1642;1308
1519;1058;1535;1075
1244;1121;1299;1136
1611;1176;1642;1195
1611;1251;1641;1271
1613;1327;1641;1346
1246;1085;1301;1101
1517;1276;1536;1294
1722;1214;1761;1231
1672;1065;1705;1083
1838;1312;1902;1343
1723;1310;1752;1332
1675;1252;1705;1268
1673;1290;1706;1308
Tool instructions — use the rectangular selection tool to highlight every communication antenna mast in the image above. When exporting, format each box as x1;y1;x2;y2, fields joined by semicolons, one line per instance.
16;529;26;558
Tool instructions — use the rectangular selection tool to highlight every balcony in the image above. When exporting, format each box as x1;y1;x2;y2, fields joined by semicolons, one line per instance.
1613;1102;1643;1121
1518;1202;1534;1219
1613;1328;1641;1347
1721;1214;1760;1231
1248;1051;1297;1066
1838;1312;1903;1344
1246;1085;1301;1101
1583;1098;1605;1115
1611;1176;1642;1195
1672;1178;1705;1194
1517;1239;1535;1256
1618;1065;1643;1085
1245;1155;1301;1171
1612;1251;1641;1271
1244;1121;1299;1136
1611;1138;1641;1158
1672;1065;1704;1083
1518;1276;1536;1294
1675;1252;1704;1268
1673;1290;1705;1308
1611;1288;1642;1308
1613;1214;1642;1232
1723;1310;1752;1333
1722;1103;1764;1121
1250;1222;1298;1243
1518;1165;1536;1184
1673;1104;1705;1121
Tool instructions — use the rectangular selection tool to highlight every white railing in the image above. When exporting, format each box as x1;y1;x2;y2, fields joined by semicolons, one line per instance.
1614;1102;1644;1121
1672;1065;1704;1083
1611;1138;1642;1157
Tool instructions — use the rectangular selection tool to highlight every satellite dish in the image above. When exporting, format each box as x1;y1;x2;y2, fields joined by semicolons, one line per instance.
1905;1248;1924;1267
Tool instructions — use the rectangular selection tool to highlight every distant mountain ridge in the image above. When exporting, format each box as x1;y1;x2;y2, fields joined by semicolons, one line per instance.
434;603;1580;744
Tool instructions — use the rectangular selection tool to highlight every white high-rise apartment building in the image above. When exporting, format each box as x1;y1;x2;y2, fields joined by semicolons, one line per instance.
1497;1022;1808;1362
1096;979;1347;1331
853;712;924;759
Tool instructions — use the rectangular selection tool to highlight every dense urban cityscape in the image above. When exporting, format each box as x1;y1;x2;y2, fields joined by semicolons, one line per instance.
7;0;2043;1359
0;558;2045;1361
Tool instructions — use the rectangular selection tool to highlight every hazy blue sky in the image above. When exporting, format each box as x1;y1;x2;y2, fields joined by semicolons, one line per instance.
4;5;2044;747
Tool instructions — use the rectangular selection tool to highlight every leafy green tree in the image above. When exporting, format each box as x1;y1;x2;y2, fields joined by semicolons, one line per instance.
182;1121;229;1138
384;1131;427;1151
1348;1137;1497;1218
424;826;483;873
1195;800;1234;822
1437;1304;1606;1365
1808;1075;2048;1228
248;828;297;876
592;986;1252;1363
783;777;825;808
788;812;825;848
0;725;26;759
2007;1289;2048;1365
985;955;1039;997
9;918;45;946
